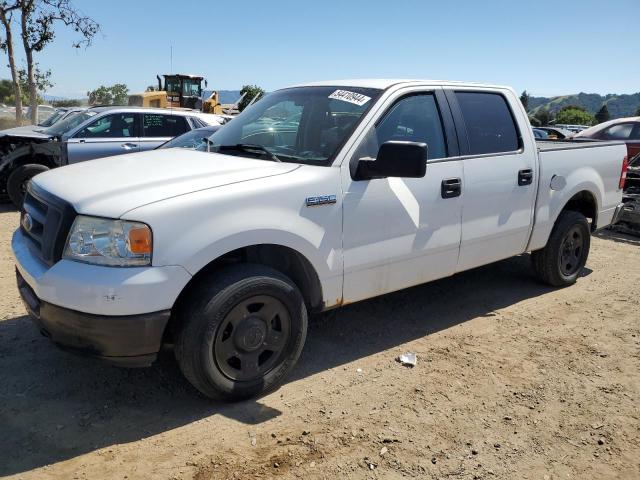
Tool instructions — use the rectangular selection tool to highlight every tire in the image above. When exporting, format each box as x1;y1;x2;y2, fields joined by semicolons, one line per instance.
174;264;308;401
7;164;50;208
531;210;591;287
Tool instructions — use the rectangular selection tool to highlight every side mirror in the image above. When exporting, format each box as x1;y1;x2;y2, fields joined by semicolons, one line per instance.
353;141;427;181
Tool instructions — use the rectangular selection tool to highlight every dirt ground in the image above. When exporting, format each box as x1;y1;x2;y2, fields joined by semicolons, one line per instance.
0;203;638;480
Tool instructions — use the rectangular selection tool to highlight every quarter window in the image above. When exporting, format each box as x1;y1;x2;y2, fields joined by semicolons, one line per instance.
455;92;520;155
75;113;135;138
142;114;189;137
353;93;448;161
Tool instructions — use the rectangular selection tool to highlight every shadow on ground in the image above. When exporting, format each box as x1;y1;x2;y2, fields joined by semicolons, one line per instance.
594;226;640;246
0;254;554;476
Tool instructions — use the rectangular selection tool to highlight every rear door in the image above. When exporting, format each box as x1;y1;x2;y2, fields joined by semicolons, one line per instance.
66;112;139;163
444;88;538;272
138;113;191;151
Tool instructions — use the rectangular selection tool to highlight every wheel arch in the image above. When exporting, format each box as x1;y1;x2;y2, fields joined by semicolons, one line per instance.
165;243;324;341
560;189;599;231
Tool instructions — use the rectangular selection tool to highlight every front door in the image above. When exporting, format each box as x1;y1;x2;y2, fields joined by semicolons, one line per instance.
342;88;463;303
67;112;139;163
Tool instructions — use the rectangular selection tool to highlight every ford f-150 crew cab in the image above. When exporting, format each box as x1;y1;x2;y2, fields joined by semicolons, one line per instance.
12;80;628;400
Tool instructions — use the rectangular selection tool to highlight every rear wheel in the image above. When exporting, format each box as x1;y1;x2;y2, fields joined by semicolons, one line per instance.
175;264;307;401
7;164;50;208
531;210;590;287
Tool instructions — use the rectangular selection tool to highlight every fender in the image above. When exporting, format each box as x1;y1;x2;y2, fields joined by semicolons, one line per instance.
527;165;602;251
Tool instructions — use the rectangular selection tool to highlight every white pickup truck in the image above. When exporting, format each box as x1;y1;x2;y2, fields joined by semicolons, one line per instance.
12;80;628;400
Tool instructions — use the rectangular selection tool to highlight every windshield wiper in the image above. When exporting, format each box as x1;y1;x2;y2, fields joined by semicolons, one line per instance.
217;143;282;162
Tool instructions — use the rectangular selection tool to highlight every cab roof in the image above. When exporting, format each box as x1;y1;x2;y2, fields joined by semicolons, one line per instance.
291;78;510;91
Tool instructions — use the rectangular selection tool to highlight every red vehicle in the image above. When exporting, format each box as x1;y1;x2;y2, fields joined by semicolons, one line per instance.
575;117;640;158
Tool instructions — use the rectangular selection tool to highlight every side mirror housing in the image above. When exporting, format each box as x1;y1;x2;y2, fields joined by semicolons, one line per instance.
353;141;427;181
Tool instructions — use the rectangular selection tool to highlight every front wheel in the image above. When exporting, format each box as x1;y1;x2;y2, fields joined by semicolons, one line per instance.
7;164;50;208
531;210;591;287
175;264;308;401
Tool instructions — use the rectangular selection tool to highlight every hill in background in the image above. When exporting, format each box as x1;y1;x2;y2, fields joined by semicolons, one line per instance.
529;92;640;118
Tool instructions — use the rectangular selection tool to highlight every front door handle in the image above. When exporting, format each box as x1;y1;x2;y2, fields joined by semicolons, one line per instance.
441;178;462;198
121;143;137;150
518;169;533;186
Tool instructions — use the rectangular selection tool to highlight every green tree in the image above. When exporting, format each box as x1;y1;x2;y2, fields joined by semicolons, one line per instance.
87;84;129;105
238;84;264;112
0;2;24;123
534;108;552;126
635;106;640;116
555;108;594;126
520;90;530;111
18;0;100;123
595;104;610;124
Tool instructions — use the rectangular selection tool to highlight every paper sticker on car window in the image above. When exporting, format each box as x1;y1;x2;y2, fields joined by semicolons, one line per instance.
328;90;371;106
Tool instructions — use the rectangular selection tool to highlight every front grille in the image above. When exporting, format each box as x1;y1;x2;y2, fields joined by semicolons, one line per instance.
22;183;76;266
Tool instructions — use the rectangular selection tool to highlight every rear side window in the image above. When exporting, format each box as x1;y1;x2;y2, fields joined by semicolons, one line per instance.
602;123;634;140
455;92;520;155
142;114;189;137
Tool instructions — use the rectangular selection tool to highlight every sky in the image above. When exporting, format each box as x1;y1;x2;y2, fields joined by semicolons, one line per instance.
1;0;638;99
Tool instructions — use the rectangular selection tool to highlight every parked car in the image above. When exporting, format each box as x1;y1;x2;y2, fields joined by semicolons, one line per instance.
0;107;223;206
157;124;221;150
532;128;549;139
574;117;640;158
12;79;627;401
535;126;574;140
0;107;87;139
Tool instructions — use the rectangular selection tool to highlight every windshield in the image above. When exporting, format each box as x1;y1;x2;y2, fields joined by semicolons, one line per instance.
182;78;202;97
38;109;65;127
206;86;381;165
160;126;220;149
44;111;96;136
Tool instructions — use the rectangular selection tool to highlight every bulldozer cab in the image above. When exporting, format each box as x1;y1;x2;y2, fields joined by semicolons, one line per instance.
163;74;204;109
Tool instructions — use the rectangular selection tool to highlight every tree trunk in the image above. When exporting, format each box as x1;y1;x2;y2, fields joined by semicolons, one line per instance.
20;8;37;125
0;10;23;124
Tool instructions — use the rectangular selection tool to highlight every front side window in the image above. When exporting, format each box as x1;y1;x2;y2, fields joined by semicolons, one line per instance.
455;92;520;155
182;79;202;97
207;86;381;165
353;93;448;161
602;123;633;140
142;114;189;137
75;113;135;138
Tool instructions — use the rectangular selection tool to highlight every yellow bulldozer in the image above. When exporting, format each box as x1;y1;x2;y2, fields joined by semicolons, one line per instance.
128;74;224;114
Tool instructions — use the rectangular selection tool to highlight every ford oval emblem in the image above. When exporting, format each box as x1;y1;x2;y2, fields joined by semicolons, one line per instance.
22;213;33;232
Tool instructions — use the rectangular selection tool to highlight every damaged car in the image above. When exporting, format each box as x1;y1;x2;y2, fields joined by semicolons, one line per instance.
618;153;640;232
0;107;223;207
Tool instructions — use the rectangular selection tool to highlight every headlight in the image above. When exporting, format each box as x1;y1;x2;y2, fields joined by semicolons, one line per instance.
63;216;152;267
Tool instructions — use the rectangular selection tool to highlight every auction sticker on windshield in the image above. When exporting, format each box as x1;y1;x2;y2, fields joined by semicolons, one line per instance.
328;90;371;106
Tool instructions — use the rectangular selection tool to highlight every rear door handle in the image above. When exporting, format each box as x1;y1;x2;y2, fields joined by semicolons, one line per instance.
121;143;137;150
518;169;533;186
441;177;462;198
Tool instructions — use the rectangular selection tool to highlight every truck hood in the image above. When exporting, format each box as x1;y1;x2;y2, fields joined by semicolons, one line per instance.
32;149;300;218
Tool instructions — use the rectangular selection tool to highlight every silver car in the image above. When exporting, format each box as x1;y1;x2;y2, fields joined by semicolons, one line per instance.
61;107;218;163
2;107;221;206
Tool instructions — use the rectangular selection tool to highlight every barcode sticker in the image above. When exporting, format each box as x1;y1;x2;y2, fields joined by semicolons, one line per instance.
328;90;371;106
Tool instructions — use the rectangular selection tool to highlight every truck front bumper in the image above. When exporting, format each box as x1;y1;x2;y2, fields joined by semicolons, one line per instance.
17;270;169;367
12;228;192;367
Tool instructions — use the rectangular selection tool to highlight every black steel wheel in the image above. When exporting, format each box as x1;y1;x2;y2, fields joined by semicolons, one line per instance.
532;210;590;287
7;164;50;208
175;264;307;401
214;294;291;382
559;225;584;276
